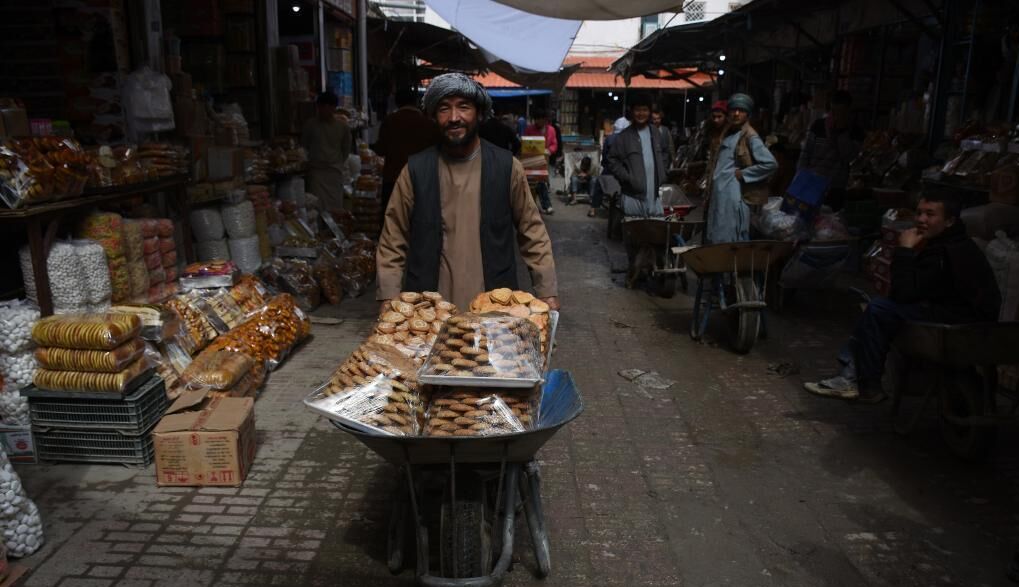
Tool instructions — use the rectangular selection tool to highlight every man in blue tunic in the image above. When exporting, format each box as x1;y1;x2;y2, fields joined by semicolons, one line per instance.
705;93;778;243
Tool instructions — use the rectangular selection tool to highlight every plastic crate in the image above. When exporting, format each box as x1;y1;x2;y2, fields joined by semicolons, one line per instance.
32;423;156;466
24;376;167;434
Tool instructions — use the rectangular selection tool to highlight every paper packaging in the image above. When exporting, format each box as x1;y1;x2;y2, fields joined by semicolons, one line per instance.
0;424;36;464
153;388;255;487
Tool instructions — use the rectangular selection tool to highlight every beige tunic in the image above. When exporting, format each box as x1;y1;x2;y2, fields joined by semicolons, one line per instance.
376;153;557;311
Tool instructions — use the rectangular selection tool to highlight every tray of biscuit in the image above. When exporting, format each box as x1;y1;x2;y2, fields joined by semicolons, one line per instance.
367;291;458;365
467;288;558;368
418;313;547;388
304;341;428;436
422;387;536;437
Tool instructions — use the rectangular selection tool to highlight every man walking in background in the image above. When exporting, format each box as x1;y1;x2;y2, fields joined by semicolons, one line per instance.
524;108;559;215
652;107;676;166
374;89;442;222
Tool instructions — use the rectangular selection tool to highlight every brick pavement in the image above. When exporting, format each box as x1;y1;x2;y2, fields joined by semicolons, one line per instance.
13;193;1019;586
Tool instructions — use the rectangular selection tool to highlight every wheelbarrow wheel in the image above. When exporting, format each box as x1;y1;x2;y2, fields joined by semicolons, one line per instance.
440;474;492;578
728;277;760;354
940;368;997;461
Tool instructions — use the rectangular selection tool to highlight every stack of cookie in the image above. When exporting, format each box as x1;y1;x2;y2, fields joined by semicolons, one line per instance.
422;313;544;379
315;342;425;436
423;388;535;437
468;288;552;353
369;291;458;364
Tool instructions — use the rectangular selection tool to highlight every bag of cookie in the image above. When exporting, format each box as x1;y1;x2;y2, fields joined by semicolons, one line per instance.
371;291;458;364
420;313;545;380
423;387;537;437
467;288;553;353
309;342;426;436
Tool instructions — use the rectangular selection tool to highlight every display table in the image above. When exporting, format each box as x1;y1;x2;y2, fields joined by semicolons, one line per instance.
0;175;188;316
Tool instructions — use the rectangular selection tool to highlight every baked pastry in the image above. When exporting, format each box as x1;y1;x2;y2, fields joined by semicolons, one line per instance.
423;387;536;437
370;292;459;364
421;313;544;379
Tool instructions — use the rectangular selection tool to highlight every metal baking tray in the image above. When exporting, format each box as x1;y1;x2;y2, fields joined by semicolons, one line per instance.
302;383;402;436
417;311;559;388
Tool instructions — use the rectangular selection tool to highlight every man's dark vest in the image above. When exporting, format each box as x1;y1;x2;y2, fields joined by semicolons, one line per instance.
404;140;518;293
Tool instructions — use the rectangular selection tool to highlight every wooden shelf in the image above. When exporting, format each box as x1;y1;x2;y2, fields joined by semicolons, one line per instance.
0;175;189;220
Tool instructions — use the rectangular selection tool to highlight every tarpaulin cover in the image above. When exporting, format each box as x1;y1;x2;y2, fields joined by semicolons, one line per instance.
425;0;581;73
488;0;684;20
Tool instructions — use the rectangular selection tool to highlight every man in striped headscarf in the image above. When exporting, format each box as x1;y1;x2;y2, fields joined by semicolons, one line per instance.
376;73;560;312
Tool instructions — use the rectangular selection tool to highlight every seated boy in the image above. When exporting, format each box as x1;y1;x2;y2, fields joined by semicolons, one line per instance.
568;156;593;203
805;192;1001;402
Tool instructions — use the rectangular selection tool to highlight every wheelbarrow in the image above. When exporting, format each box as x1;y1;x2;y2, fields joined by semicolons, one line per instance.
888;320;1019;460
621;216;704;297
682;240;794;353
307;370;583;586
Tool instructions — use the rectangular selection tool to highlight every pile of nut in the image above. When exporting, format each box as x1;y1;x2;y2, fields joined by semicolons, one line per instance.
318;342;425;436
468;288;552;353
422;313;544;379
369;291;458;364
423;388;535;437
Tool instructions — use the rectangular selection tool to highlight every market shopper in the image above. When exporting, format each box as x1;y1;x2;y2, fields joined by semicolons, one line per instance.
704;93;778;243
376;73;559;312
587;117;629;218
605;93;669;219
373;89;441;222
652;107;676;165
797;90;864;211
479;112;521;155
301;92;352;211
805;193;1001;402
524;108;559;214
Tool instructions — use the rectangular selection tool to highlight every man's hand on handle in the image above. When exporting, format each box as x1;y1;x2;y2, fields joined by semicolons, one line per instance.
898;228;923;249
541;296;561;311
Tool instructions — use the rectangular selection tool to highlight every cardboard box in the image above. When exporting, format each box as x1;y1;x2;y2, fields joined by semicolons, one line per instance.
521;136;545;157
0;425;35;464
153;389;256;487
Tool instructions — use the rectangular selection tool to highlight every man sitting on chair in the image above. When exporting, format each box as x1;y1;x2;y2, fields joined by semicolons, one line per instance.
805;192;1001;403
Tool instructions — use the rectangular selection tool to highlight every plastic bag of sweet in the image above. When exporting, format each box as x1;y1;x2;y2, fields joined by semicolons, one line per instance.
31;313;141;350
308;342;425;436
164;295;218;352
423;387;536;437
204;294;310;369
468;288;552;353
227;275;269;314
181;349;264;397
32;355;150;394
34;338;145;373
420;313;545;381
369;291;457;364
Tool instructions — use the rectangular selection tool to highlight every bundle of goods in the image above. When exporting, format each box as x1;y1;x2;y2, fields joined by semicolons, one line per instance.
187;289;247;333
31;314;149;394
243;147;271;184
420;313;545;381
108;304;179;343
180;260;239;290
87;145;148;189
122;219;149;301
329;209;356;238
223;199;260;273
137;218;176;300
180;349;265;398
337;235;377;297
190;207;228;262
468;288;554;353
422;387;534;437
205;294;311;369
369;291;457;363
145;342;184;400
164;295;218;354
258;258;320;311
19;241;109;314
312;252;344;305
228;275;270;314
78;212;130;303
138;142;189;178
349;195;382;235
0;301;40;423
0;451;44;557
0;136;89;208
267;136;308;174
308;342;425;436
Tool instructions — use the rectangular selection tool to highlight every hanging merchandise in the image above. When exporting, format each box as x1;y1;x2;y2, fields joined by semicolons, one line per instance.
122;66;175;142
228;236;261;274
190;208;225;242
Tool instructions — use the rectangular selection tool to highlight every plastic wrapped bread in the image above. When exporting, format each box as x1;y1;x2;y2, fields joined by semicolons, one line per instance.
35;338;145;372
420;313;545;380
33;355;150;393
31;314;141;350
423;387;534;437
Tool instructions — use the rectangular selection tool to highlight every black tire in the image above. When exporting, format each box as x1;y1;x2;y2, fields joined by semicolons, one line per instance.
728;277;760;354
439;476;492;578
940;369;997;461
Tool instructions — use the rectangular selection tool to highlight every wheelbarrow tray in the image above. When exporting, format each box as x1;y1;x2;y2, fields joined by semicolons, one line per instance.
894;320;1019;367
326;370;584;465
621;217;703;247
681;240;794;275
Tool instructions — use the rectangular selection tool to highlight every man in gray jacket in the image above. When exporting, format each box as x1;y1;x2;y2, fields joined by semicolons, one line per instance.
605;93;669;219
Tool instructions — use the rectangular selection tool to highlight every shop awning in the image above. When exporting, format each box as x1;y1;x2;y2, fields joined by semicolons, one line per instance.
487;0;688;20
425;0;581;73
489;89;553;97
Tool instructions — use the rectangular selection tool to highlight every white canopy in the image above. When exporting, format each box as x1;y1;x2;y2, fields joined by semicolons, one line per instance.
425;0;581;73
485;0;684;20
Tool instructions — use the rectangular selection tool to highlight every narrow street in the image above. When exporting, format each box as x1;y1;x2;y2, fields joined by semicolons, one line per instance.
17;198;1019;587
